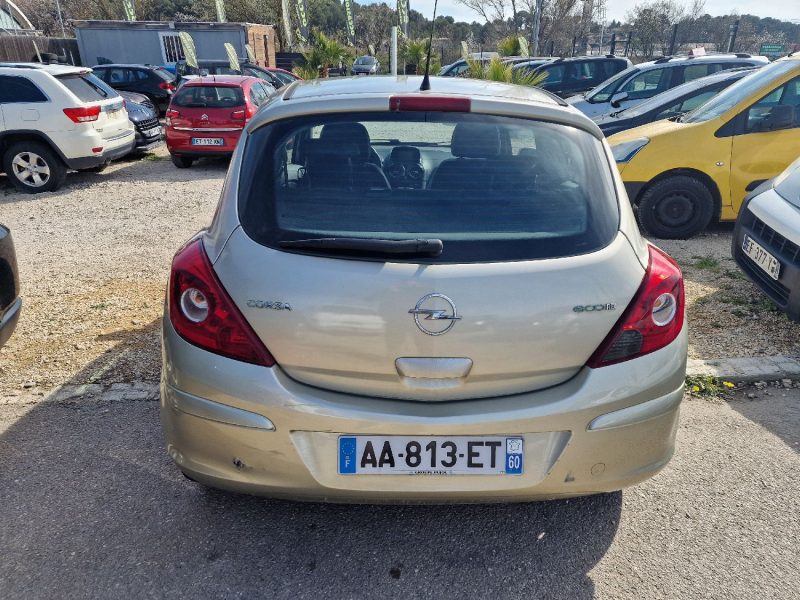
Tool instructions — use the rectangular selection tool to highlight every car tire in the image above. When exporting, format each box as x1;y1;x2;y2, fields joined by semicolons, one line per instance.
637;175;715;239
3;141;67;193
171;154;194;169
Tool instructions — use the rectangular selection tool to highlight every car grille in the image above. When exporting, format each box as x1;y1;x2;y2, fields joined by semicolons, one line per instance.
137;117;160;133
742;209;800;266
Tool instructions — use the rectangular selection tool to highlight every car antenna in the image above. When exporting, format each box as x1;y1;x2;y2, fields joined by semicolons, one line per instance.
419;0;438;91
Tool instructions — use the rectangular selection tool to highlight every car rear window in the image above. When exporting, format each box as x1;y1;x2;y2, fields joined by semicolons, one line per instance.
151;67;174;81
172;85;245;108
57;73;117;102
238;112;619;263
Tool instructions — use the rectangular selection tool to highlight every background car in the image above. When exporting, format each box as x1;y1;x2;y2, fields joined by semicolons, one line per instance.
609;56;800;239
515;56;631;98
0;223;21;349
118;91;163;154
732;158;800;320
161;76;687;502
567;53;769;118
92;64;176;114
165;75;270;168
352;55;379;75
595;67;756;136
175;60;284;90
0;63;134;193
438;52;500;76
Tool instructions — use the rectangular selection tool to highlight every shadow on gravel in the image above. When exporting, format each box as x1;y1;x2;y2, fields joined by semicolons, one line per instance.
728;392;800;453
0;340;622;599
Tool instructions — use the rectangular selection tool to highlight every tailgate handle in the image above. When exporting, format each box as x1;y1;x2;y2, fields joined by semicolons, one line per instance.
395;357;473;380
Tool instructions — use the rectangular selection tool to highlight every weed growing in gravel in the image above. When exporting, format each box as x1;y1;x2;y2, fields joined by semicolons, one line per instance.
686;375;736;398
693;256;720;271
725;269;747;280
143;153;163;161
90;303;109;310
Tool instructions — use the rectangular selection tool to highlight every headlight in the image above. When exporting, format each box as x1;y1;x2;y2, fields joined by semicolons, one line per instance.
611;137;649;163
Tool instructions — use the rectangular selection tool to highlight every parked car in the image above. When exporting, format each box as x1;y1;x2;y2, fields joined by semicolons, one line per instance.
0;63;134;193
438;52;500;76
732;158;800;320
595;67;756;136
175;60;284;90
609;55;800;239
352;55;380;75
165;75;271;168
567;53;769;118
0;223;20;349
118;91;163;154
92;63;176;114
161;75;687;502
515;56;632;98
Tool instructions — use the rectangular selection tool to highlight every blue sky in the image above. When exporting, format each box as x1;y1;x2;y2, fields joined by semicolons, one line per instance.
383;1;799;24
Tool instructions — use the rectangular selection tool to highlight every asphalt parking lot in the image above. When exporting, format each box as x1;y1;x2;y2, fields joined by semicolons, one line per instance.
1;154;798;599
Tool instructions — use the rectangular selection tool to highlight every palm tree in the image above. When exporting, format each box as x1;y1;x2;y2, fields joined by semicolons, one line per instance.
403;39;429;75
466;57;548;87
297;32;352;78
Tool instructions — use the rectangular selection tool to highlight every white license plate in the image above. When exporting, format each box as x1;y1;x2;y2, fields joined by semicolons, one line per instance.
107;109;122;120
143;127;161;137
338;435;523;475
191;137;224;146
743;234;781;280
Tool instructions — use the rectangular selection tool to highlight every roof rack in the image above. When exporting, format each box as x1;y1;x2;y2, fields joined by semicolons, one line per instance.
734;53;752;58
653;56;673;64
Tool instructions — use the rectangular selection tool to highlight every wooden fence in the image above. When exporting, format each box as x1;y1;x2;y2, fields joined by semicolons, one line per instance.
0;36;82;65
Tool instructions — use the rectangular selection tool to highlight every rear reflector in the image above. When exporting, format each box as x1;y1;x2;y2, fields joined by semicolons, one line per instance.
168;239;276;367
91;147;103;154
587;245;684;368
389;96;471;112
63;105;101;123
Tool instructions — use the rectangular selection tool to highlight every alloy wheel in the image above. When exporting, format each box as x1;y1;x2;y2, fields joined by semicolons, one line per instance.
11;151;51;188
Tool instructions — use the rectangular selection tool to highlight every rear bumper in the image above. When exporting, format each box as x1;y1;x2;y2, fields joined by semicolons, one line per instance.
64;131;136;170
166;128;241;156
160;317;688;503
0;297;21;348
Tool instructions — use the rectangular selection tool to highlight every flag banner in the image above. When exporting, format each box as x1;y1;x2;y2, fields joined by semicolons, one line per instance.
224;43;240;72
344;0;356;46
122;0;135;21
178;32;198;69
368;44;375;56
461;41;469;59
397;0;409;38
518;36;529;57
281;0;294;47
245;44;257;63
296;0;310;45
215;0;226;23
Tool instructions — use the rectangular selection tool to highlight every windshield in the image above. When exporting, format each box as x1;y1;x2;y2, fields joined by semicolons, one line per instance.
585;66;638;102
355;57;376;65
684;61;797;123
238;112;619;263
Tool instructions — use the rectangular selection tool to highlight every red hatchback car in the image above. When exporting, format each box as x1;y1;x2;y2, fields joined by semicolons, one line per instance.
165;75;271;168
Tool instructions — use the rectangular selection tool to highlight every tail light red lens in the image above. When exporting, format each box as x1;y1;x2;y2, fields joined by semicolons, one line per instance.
165;108;179;126
159;81;176;91
168;239;276;367
587;245;684;368
230;109;247;120
63;105;101;123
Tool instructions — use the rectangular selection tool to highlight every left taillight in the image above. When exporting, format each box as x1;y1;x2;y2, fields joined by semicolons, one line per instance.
159;81;176;92
165;108;179;126
587;245;684;368
168;239;276;367
63;105;101;123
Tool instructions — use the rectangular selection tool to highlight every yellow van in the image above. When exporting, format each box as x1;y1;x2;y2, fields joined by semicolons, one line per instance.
609;55;800;238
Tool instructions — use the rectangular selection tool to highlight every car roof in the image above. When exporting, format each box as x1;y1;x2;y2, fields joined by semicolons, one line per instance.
185;75;258;87
0;62;90;76
92;63;164;69
636;53;767;69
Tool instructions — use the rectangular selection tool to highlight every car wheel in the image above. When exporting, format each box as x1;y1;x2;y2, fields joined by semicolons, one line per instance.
171;154;194;169
3;142;67;193
637;175;715;239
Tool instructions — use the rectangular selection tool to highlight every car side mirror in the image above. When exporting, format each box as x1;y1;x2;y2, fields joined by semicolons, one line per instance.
760;104;795;132
610;91;629;108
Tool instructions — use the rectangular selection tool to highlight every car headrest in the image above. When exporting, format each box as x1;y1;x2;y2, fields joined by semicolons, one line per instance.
451;122;501;158
320;122;372;161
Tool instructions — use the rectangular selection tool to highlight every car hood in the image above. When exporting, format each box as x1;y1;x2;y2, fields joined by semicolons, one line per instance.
606;117;688;145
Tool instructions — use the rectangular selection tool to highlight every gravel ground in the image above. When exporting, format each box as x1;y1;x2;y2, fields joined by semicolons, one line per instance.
0;150;798;398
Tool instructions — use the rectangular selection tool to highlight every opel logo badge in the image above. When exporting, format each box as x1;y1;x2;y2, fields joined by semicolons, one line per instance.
408;293;462;336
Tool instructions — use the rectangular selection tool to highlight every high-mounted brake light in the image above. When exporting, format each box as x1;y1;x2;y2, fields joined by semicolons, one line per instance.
587;245;684;368
168;239;276;367
389;96;471;112
63;105;101;123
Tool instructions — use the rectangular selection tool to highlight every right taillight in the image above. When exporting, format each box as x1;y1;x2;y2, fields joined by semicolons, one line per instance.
168;239;276;367
587;245;684;368
63;105;101;123
165;108;179;126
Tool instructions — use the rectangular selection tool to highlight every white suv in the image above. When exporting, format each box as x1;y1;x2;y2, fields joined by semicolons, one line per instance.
0;63;135;193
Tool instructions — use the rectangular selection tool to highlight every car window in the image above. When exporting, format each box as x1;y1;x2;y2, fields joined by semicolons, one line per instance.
654;91;718;120
619;68;669;100
682;63;721;83
270;70;295;85
106;68;133;84
0;76;48;103
172;85;245;108
135;69;151;81
249;83;268;106
151;67;174;81
585;66;637;102
238;112;618;263
540;64;566;85
572;61;599;83
603;60;627;79
57;73;116;101
744;76;800;133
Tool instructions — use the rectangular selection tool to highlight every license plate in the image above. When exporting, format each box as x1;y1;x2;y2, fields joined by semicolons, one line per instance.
191;137;224;146
338;436;524;475
143;127;161;138
743;234;781;280
107;109;122;120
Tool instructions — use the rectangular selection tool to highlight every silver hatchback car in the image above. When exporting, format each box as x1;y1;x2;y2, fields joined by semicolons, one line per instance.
161;76;688;502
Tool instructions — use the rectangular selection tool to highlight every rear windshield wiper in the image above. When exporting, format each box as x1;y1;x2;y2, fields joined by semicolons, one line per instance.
279;237;443;257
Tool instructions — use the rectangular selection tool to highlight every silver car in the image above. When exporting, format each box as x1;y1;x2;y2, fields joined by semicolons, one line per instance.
351;56;379;75
161;76;688;502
